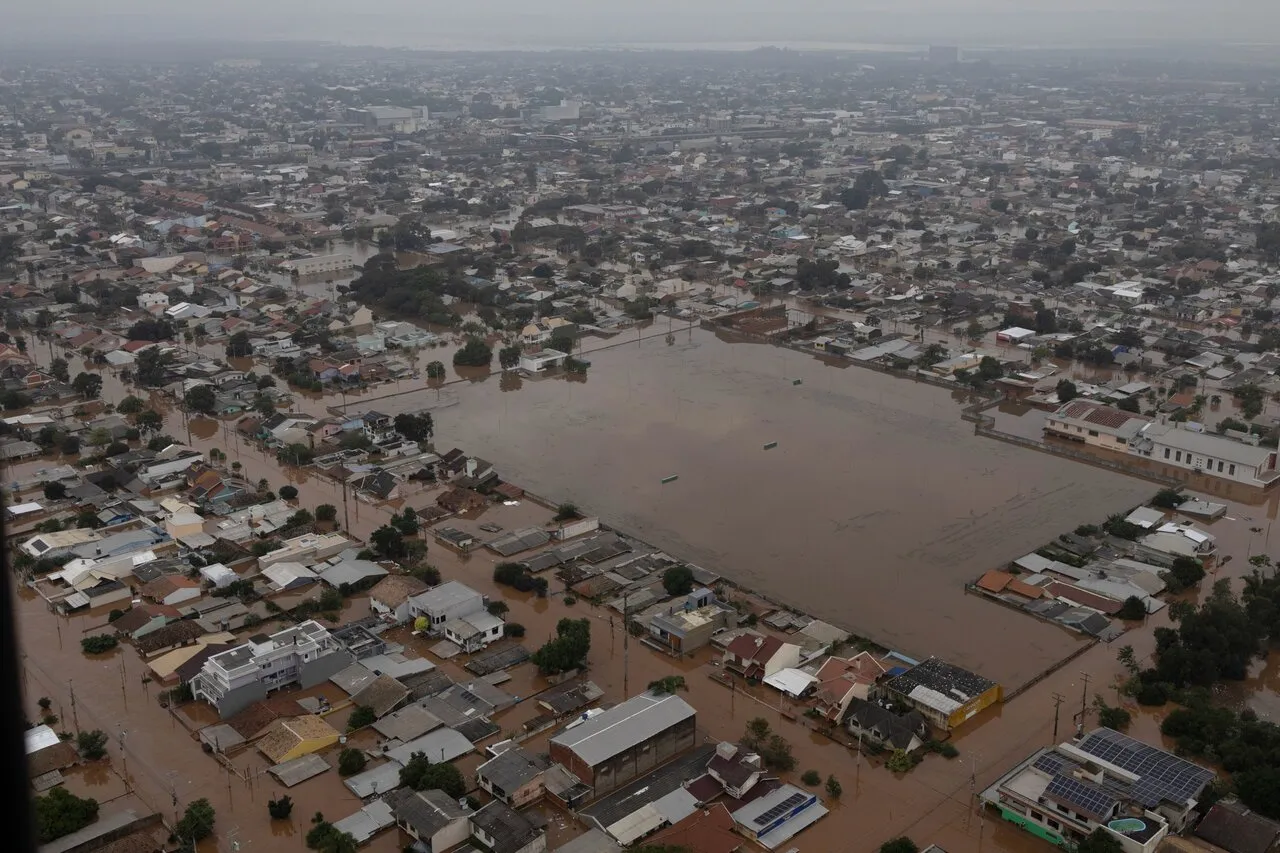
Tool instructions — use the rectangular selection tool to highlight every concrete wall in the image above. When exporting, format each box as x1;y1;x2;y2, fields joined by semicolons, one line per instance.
213;680;268;719
299;648;356;690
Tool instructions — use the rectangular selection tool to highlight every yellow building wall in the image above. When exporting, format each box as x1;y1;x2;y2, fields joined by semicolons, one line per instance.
947;684;1003;729
279;733;339;764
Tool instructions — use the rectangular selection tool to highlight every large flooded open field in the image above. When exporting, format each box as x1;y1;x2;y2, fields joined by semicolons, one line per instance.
365;328;1155;688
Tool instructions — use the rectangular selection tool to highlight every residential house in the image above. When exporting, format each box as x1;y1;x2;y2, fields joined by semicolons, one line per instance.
111;603;181;641
477;746;551;807
1195;801;1280;853
389;789;472;851
549;691;696;796
256;715;341;764
468;800;547;853
880;657;1002;731
362;410;394;441
408;580;487;631
845;698;929;753
140;574;202;607
722;633;802;681
520;317;570;345
643;803;743;853
191;620;355;718
443;611;505;653
1043;401;1152;451
706;742;763;800
647;587;733;654
368;574;430;624
352;469;400;501
981;728;1215;851
811;652;887;723
729;783;828;850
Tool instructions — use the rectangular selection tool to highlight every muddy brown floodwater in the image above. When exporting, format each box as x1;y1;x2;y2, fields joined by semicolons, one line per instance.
364;327;1154;688
15;316;1279;853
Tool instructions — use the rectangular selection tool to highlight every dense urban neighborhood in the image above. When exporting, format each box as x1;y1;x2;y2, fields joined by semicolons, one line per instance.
6;40;1280;853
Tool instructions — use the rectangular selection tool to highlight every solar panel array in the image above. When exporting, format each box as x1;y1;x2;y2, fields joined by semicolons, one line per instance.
1044;775;1118;821
1032;752;1071;776
754;792;809;826
1079;729;1214;807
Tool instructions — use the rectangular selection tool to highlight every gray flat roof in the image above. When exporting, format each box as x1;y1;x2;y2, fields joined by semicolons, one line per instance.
551;692;695;767
343;761;405;799
385;726;473;766
270;753;330;787
409;580;482;613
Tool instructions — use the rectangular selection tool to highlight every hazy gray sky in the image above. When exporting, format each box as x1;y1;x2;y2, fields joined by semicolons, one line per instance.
6;0;1280;49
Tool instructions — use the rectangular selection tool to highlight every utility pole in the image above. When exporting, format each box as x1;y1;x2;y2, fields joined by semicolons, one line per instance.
1051;693;1065;742
68;681;80;733
1079;671;1091;733
117;729;130;793
622;590;630;698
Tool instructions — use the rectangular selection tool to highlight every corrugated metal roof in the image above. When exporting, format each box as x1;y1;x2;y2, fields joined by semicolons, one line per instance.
551;692;695;767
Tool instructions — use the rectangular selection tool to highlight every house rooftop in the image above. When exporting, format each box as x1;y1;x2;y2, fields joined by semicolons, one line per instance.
551;691;695;767
886;657;997;714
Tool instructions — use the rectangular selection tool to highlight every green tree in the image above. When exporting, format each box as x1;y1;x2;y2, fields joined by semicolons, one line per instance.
49;358;69;382
826;774;842;798
369;525;407;559
184;384;217;414
554;502;579;521
530;618;591;675
425;360;446;379
80;634;119;654
134;347;173;387
1117;596;1147;620
499;345;522;369
43;481;67;501
453;337;493;367
1150;489;1185;509
1237;767;1280;819
306;816;358;853
35;787;99;843
77;729;109;760
880;839;918;853
268;794;294;820
399;752;466;797
1055;379;1078;402
1092;696;1132;730
135;409;163;434
393;412;434;441
175;798;216;843
226;331;253;357
347;705;376;731
743;717;771;750
316;504;338;523
278;485;298;501
1163;556;1206;593
72;372;103;400
662;565;695;596
337;747;367;776
648;675;687;695
801;769;821;786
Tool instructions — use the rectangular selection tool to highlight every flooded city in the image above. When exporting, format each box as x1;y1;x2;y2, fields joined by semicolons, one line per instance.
8;32;1280;853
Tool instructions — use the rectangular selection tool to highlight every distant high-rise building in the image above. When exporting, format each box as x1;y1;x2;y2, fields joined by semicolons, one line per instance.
929;45;961;64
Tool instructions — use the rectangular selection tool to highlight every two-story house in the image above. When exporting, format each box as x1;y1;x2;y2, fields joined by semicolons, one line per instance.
982;728;1214;852
408;581;487;631
722;633;801;681
190;620;354;718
